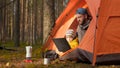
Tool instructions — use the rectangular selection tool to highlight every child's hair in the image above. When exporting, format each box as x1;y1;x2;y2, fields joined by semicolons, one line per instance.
66;29;74;38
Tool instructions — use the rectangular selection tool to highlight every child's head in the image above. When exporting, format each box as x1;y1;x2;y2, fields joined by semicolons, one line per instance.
66;29;74;42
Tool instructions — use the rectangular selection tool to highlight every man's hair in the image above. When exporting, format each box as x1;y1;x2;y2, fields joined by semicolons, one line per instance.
76;8;87;15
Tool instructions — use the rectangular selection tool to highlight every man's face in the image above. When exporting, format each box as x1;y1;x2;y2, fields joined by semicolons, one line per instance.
76;14;86;25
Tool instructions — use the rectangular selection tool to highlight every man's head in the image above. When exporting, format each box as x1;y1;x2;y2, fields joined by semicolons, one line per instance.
76;8;88;25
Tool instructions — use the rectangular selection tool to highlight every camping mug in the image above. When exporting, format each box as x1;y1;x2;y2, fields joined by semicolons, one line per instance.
43;58;50;65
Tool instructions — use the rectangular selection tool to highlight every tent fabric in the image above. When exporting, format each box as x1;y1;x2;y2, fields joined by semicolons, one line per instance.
93;0;120;65
43;0;120;65
95;0;120;54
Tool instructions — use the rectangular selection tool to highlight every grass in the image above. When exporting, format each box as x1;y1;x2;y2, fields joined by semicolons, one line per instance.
0;42;120;68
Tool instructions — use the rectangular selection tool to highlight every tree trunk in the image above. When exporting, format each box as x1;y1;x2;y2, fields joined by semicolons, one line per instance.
14;0;20;47
39;0;43;45
20;0;24;42
43;0;55;43
0;0;4;41
33;0;37;44
55;0;64;19
24;0;28;45
2;0;7;43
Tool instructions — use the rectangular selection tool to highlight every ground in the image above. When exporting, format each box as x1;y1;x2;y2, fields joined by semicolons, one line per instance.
0;43;120;68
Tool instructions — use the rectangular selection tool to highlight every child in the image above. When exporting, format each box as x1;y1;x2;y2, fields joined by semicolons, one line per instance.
56;29;79;57
66;29;79;49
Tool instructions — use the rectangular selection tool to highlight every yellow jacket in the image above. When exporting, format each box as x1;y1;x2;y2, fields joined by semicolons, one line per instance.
68;38;79;49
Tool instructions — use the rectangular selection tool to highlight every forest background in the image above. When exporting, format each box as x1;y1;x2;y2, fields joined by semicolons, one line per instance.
0;0;69;47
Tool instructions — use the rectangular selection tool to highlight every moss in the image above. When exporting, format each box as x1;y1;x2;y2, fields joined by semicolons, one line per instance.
0;42;120;68
25;63;37;68
3;41;14;47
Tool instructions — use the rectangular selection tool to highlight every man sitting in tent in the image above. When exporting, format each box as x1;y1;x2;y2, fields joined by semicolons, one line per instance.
76;8;90;43
59;8;91;61
65;29;79;49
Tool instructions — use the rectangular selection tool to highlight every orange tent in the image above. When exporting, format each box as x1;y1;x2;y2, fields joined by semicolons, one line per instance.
43;0;120;65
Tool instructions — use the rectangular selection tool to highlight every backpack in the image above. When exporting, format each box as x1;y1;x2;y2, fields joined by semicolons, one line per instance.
43;50;59;60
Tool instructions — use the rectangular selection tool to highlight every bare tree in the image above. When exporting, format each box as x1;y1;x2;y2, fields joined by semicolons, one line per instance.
43;0;55;43
39;0;44;45
14;0;20;47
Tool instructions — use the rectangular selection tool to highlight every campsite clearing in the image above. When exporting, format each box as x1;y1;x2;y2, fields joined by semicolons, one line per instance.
0;46;120;68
